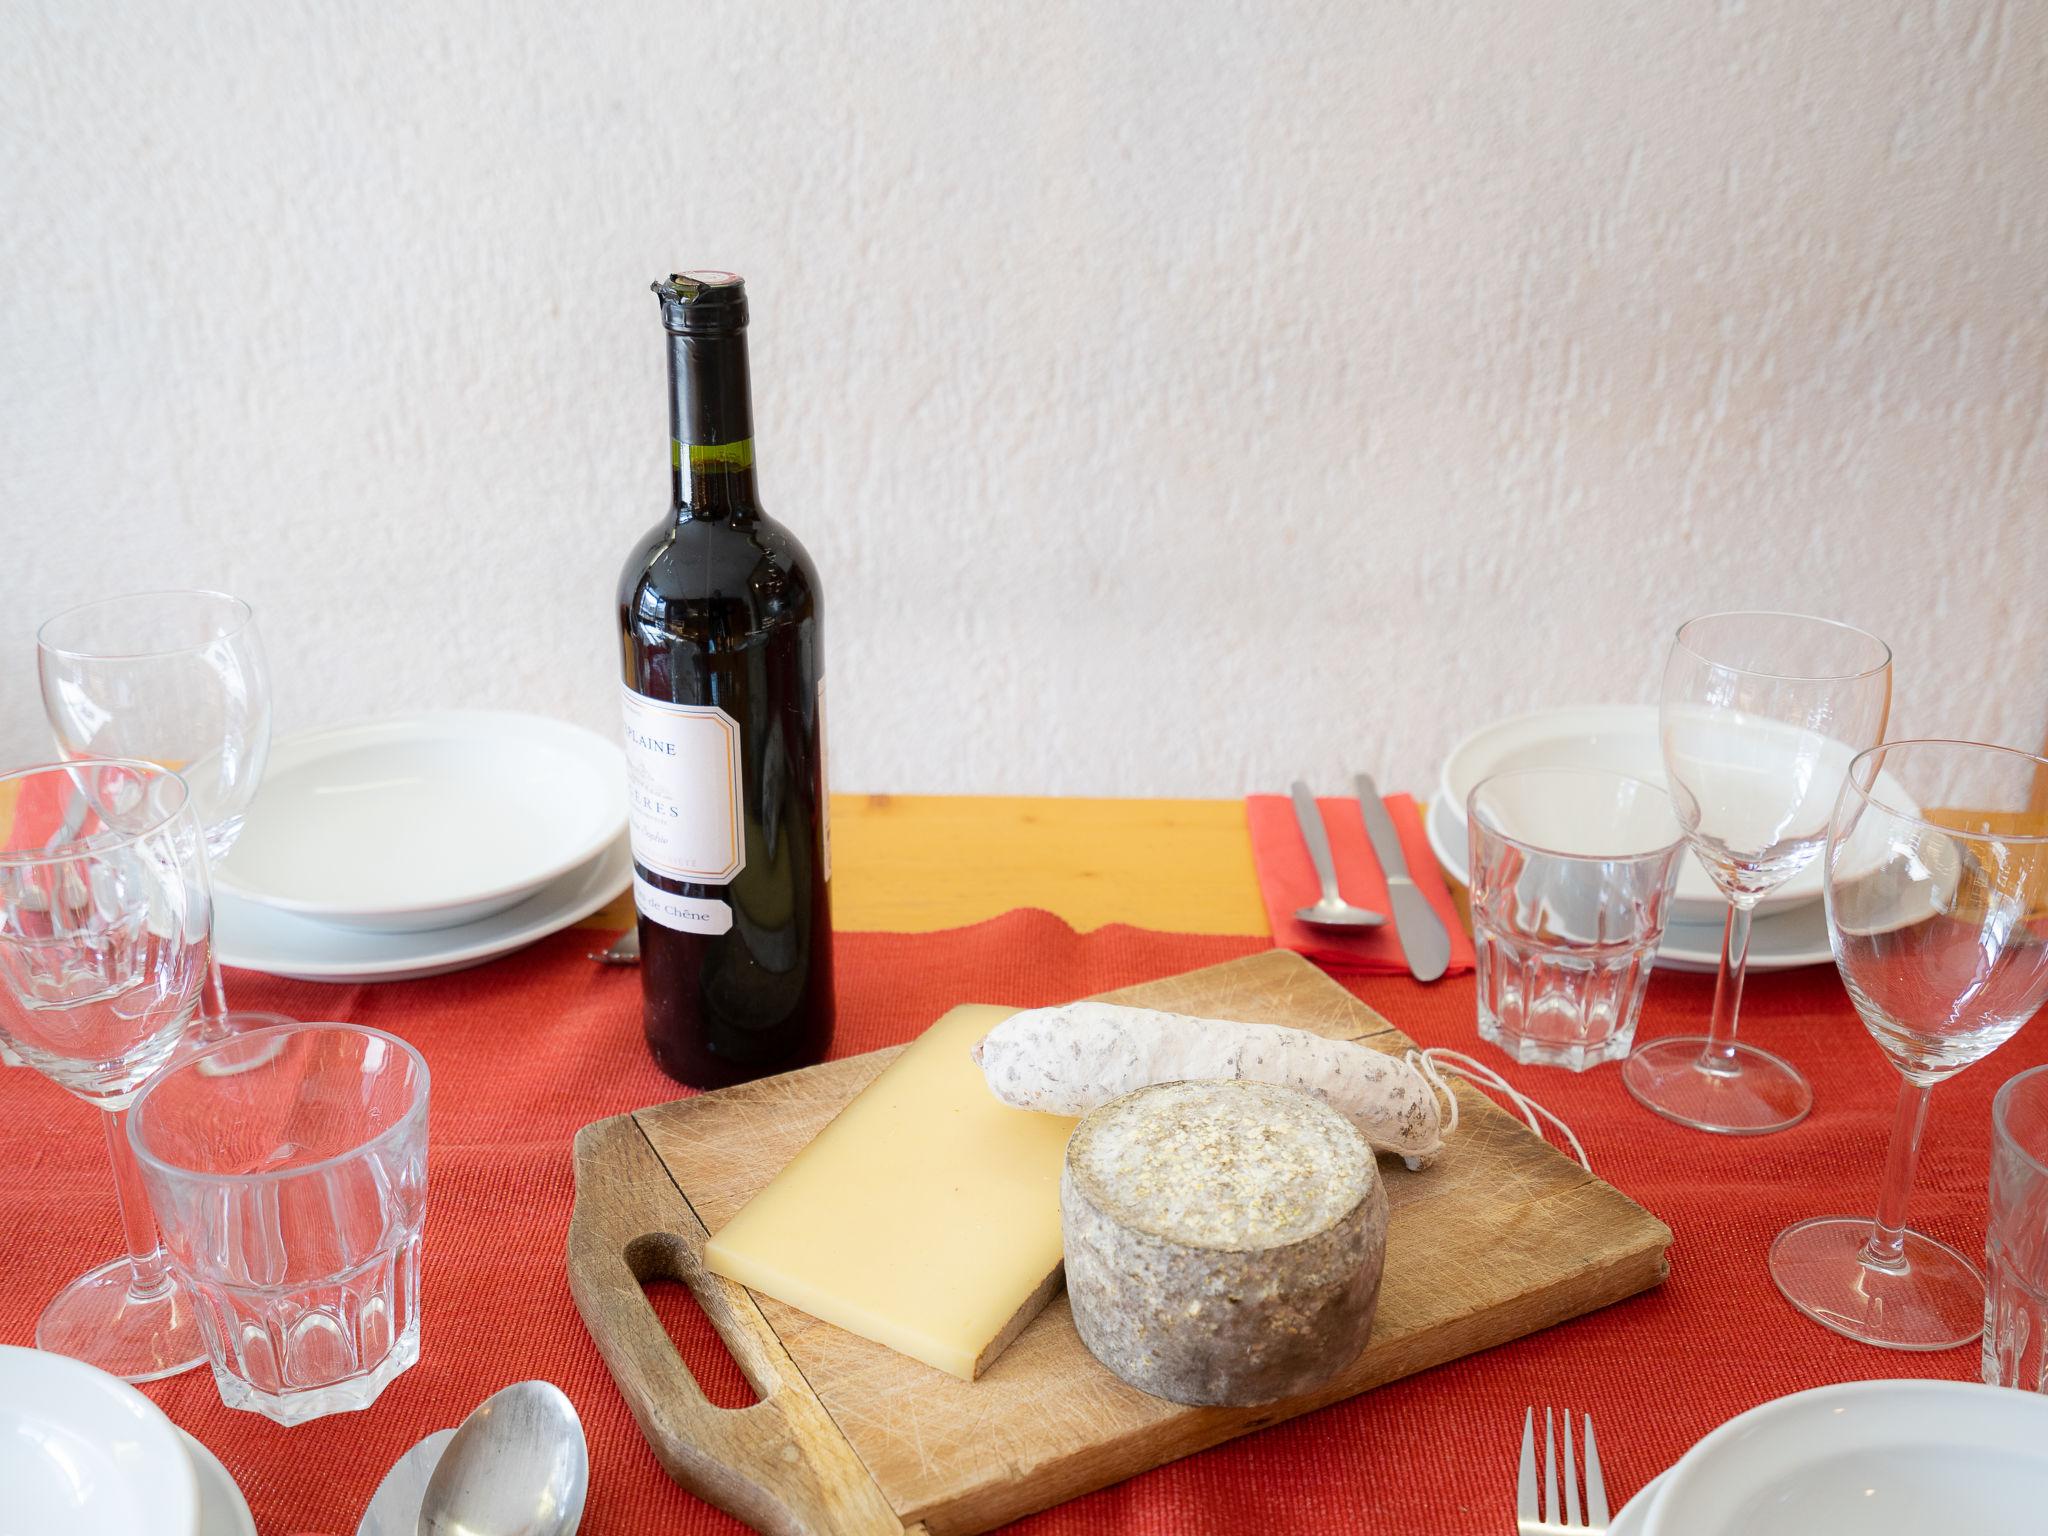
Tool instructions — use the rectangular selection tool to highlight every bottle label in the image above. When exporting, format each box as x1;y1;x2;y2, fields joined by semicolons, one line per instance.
633;872;734;936
619;685;746;883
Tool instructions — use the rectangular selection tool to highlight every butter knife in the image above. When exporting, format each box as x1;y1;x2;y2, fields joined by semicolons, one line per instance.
1353;771;1450;982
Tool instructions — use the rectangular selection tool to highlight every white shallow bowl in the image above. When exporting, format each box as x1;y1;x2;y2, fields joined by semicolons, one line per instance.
1645;1380;2048;1536
217;711;625;933
0;1343;200;1536
1438;704;1821;919
1425;795;1832;971
218;834;631;983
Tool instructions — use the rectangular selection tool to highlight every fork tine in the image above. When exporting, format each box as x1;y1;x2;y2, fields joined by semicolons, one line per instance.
1517;1407;1537;1523
1583;1414;1610;1528
1562;1405;1582;1528
1542;1406;1558;1525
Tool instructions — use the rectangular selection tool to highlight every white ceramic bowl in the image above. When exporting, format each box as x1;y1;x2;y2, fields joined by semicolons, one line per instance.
216;710;625;933
0;1344;201;1536
1644;1379;2048;1536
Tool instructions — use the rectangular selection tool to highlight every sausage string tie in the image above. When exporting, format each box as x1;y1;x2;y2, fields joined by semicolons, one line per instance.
1406;1048;1591;1173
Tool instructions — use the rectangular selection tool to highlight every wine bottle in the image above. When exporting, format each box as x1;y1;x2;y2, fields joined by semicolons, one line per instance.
616;271;833;1087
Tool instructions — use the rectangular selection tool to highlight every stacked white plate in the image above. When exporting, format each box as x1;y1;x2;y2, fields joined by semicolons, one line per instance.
0;1344;256;1536
1615;1379;2048;1535
214;711;630;982
1425;704;1833;971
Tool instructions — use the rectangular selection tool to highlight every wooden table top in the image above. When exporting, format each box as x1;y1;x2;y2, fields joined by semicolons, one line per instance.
586;794;1270;936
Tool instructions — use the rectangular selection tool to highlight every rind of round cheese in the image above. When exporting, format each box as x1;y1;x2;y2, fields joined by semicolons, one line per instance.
1061;1078;1386;1407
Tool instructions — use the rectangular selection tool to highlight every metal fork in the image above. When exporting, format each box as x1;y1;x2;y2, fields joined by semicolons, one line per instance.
587;928;640;965
1516;1406;1609;1534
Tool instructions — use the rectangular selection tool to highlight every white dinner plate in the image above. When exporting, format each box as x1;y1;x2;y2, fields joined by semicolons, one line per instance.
179;1430;257;1536
216;711;626;933
0;1344;200;1536
1644;1379;2048;1536
1426;795;1833;971
217;835;630;982
1438;704;1820;920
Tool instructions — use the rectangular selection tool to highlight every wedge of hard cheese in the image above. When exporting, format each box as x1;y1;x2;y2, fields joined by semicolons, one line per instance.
703;1005;1076;1380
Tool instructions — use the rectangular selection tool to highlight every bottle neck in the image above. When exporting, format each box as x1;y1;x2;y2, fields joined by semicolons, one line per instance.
667;330;759;516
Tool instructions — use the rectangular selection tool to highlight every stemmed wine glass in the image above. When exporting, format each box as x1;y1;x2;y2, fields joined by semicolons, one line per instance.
1624;611;1892;1134
1771;739;2048;1349
38;590;276;1034
0;760;213;1380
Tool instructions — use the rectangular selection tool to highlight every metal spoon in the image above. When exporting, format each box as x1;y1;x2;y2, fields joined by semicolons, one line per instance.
1289;780;1385;928
416;1380;589;1536
355;1429;456;1536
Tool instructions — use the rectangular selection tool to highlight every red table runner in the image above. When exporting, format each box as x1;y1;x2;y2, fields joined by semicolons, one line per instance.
3;912;2038;1535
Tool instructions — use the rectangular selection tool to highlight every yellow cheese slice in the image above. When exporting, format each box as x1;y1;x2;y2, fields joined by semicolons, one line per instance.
703;1004;1077;1380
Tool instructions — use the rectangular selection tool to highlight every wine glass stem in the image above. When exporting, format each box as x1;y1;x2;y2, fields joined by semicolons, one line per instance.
101;1105;177;1302
1695;899;1755;1075
195;949;232;1043
1861;1074;1934;1274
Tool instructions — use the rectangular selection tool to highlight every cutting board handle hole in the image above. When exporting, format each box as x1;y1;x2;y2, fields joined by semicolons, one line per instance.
639;1279;761;1409
623;1231;763;1410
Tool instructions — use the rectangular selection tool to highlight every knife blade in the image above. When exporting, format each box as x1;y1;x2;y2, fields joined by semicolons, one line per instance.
354;1427;455;1536
1353;771;1451;982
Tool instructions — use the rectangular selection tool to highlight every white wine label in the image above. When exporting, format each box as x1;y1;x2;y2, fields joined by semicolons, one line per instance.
818;675;832;884
619;685;746;883
633;873;734;936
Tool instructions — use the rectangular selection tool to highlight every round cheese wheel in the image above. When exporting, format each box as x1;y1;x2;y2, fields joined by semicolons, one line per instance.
1061;1077;1386;1406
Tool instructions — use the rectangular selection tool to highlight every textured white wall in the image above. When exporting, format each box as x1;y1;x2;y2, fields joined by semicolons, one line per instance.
3;0;2043;797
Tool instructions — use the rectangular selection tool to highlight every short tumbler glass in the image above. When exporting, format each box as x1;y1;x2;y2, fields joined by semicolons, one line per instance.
1468;768;1687;1070
127;1023;430;1424
1987;1065;2048;1391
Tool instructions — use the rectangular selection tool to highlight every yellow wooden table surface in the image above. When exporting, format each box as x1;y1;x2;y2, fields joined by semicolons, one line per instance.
586;794;1271;936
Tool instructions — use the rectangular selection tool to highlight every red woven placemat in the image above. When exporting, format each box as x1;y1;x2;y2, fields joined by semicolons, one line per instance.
2;912;2036;1534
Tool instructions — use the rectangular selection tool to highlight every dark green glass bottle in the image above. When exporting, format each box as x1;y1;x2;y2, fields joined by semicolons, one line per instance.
615;272;833;1087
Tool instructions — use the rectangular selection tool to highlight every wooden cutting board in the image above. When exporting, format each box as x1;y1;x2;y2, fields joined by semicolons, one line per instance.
568;950;1671;1536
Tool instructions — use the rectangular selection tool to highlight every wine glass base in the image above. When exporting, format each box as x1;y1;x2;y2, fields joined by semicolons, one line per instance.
1622;1036;1812;1135
1770;1216;1985;1351
180;1011;297;1059
35;1257;206;1383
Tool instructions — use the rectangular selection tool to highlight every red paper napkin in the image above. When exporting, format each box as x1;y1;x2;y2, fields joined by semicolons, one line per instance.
1246;792;1476;975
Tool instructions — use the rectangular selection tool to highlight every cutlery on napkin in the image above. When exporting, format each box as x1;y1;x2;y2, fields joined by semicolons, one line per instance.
1246;786;1474;977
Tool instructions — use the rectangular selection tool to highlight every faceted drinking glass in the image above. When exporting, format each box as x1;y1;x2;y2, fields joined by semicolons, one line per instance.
1987;1065;2048;1391
128;1022;430;1423
0;760;212;1380
1624;611;1892;1135
1771;740;2048;1350
1468;769;1687;1070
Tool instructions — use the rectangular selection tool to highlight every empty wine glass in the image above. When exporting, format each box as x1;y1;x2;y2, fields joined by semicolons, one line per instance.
39;590;276;1035
1623;611;1892;1135
38;591;272;860
1770;739;2048;1350
0;760;213;1380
